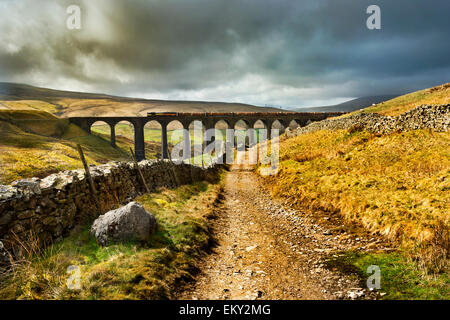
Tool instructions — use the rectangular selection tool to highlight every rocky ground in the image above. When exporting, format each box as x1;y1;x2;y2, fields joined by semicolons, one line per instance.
178;165;392;300
287;104;449;137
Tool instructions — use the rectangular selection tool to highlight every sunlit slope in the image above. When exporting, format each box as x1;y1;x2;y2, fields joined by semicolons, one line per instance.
263;84;450;268
0;82;284;117
348;83;450;117
0;110;133;184
268;129;449;245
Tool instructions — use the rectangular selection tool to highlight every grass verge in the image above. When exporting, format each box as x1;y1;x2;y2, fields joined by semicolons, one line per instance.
323;250;449;300
259;128;449;271
0;179;223;300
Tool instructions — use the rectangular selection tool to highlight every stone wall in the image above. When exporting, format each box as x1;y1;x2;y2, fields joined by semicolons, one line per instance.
0;160;221;255
286;104;450;137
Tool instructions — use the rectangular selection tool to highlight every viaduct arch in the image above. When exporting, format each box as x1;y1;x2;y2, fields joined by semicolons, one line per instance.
69;112;344;161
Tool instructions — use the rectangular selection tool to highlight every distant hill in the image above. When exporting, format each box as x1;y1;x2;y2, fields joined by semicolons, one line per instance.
350;83;450;116
295;95;401;113
0;82;286;117
0;82;119;101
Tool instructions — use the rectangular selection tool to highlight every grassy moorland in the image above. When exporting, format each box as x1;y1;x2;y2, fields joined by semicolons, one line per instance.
0;180;223;299
0;110;165;184
259;84;449;299
0;109;261;184
348;83;450;116
0;82;283;117
267;129;449;262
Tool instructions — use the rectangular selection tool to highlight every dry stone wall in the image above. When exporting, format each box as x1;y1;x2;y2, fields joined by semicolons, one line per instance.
0;160;221;254
286;104;450;137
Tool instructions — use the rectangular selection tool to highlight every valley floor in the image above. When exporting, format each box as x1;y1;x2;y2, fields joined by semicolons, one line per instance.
1;164;447;300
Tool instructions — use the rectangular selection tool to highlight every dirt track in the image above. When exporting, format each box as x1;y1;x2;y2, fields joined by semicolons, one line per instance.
179;166;388;300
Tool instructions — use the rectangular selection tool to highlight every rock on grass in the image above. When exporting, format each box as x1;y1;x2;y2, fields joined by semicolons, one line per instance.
90;202;157;246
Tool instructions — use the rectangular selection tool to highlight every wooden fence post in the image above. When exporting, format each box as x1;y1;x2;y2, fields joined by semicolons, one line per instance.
130;147;151;194
76;144;99;207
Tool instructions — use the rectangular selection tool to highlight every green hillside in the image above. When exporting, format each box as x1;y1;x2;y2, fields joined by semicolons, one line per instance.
0;110;134;184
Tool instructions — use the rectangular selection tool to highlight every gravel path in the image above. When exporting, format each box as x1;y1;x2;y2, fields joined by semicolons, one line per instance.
179;166;389;300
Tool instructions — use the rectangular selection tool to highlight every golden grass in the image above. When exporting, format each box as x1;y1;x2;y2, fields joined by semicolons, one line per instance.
0;109;228;184
0;93;279;118
261;129;449;269
347;83;450;117
0;100;62;114
0;110;132;184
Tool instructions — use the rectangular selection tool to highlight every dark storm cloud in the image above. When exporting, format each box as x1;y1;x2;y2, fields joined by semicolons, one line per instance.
0;0;449;107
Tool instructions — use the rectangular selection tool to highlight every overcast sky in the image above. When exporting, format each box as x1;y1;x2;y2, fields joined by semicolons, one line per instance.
0;0;449;108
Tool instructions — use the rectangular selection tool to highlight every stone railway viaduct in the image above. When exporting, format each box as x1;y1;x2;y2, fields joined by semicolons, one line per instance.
69;112;343;161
